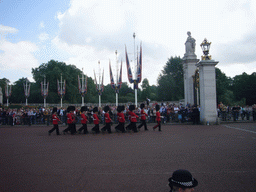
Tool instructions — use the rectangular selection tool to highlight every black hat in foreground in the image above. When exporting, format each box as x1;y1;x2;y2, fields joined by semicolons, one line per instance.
104;105;110;112
129;105;135;111
155;104;160;111
168;169;198;189
140;103;145;109
81;106;88;112
93;107;98;113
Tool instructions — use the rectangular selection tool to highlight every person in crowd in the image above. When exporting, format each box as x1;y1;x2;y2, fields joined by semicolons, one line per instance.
48;107;61;135
168;169;198;192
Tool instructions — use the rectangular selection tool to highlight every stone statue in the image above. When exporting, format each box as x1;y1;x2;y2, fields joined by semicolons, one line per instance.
185;31;196;55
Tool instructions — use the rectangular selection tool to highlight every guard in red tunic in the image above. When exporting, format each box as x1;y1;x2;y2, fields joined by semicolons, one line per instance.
153;104;161;131
115;106;126;133
91;107;100;134
48;107;61;135
77;106;88;134
101;106;112;133
138;103;148;131
129;105;138;133
63;106;76;135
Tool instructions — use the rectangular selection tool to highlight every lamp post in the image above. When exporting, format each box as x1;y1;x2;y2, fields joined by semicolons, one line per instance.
78;69;87;106
57;74;66;108
200;38;212;60
5;81;11;107
41;76;49;108
94;61;104;107
23;78;30;106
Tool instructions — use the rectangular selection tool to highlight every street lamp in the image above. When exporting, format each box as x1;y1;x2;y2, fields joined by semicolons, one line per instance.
200;38;211;60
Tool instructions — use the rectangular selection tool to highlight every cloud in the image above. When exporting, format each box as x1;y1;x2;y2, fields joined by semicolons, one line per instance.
39;22;45;29
52;0;256;85
39;32;49;42
0;25;39;83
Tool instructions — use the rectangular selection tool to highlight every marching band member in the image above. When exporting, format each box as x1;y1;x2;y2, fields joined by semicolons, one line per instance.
77;106;88;134
48;107;61;135
138;103;148;131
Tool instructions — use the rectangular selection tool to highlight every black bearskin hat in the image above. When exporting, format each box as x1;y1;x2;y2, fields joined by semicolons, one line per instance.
67;106;75;112
140;103;145;109
121;105;125;111
129;105;135;111
155;104;160;111
81;106;88;112
104;105;110;112
117;106;122;113
52;107;57;114
93;107;98;113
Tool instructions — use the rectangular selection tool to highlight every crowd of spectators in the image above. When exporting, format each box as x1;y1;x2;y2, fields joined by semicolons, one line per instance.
0;102;255;126
218;102;256;122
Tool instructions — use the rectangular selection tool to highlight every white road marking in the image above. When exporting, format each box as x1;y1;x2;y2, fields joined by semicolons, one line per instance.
223;125;256;134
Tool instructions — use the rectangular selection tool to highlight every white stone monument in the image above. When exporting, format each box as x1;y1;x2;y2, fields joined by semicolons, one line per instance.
196;39;219;125
183;31;199;105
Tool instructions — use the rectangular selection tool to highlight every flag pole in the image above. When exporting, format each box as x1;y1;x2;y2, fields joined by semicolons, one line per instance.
133;33;137;107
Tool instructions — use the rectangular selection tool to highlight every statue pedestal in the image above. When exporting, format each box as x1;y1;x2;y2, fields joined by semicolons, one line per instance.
196;60;219;125
183;54;199;105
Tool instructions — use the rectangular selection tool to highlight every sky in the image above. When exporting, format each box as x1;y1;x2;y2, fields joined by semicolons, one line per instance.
1;0;256;87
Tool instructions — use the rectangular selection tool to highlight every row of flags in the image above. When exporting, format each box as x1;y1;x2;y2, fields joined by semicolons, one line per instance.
5;44;142;101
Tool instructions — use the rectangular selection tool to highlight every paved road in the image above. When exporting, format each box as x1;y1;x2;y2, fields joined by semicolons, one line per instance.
0;123;256;191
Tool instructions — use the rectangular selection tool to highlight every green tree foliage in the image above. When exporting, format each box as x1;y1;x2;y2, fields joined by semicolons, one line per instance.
215;68;232;104
157;56;184;101
141;78;150;101
32;60;83;104
232;72;256;105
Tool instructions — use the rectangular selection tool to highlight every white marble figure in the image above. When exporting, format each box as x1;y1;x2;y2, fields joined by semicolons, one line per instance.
185;31;196;55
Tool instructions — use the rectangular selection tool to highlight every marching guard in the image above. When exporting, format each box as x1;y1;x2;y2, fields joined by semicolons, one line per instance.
63;106;76;135
48;107;61;135
138;103;148;131
153;104;161;131
129;105;138;133
91;107;100;134
115;106;126;133
101;106;113;133
77;106;88;134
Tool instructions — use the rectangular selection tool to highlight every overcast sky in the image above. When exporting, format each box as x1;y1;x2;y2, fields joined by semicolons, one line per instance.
1;0;256;87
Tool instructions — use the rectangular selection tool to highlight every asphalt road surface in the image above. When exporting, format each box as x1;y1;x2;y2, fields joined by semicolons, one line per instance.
0;123;256;192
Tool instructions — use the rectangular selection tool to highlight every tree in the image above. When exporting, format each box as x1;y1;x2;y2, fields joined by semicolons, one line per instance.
232;72;256;105
215;68;232;105
157;56;184;101
141;78;150;101
32;60;86;104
